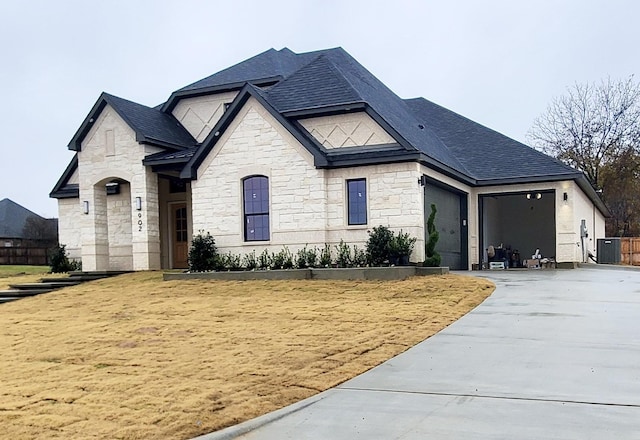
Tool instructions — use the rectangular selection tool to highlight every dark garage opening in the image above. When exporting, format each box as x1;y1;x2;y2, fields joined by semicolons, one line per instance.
479;190;556;268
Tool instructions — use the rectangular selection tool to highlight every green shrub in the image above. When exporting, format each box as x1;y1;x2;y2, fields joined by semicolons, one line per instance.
243;250;258;270
258;249;271;270
319;243;332;267
352;245;367;267
49;244;81;273
423;204;441;267
392;229;417;265
335;240;352;268
188;231;218;272
366;225;394;266
221;252;242;271
295;245;318;269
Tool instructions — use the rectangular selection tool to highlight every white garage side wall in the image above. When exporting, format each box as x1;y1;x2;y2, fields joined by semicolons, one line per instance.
571;181;606;262
191;97;328;255
57;198;82;261
299;112;396;148
171;92;239;143
77;104;163;271
326;162;424;262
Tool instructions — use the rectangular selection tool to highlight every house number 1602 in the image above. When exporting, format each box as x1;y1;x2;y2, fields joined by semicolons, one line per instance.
138;212;143;231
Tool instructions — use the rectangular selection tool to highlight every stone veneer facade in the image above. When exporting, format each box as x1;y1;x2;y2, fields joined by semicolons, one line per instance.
57;93;607;270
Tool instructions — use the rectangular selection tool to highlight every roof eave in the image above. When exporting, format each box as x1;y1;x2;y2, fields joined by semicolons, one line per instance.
161;76;283;113
50;155;78;198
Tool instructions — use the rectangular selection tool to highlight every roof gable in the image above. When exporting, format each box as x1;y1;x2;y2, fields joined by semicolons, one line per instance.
179;84;327;180
69;93;196;152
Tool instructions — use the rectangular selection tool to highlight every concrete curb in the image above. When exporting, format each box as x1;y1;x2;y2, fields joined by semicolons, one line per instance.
191;389;334;440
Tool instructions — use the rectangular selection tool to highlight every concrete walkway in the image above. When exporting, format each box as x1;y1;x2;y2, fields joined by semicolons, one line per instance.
197;268;640;439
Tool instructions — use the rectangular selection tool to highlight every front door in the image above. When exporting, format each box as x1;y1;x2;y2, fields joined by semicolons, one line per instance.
172;203;188;269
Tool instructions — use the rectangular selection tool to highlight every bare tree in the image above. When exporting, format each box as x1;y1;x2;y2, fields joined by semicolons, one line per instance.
22;216;58;242
528;76;640;188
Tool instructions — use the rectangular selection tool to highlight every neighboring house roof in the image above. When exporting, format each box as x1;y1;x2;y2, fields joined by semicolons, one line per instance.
69;92;197;151
0;198;43;238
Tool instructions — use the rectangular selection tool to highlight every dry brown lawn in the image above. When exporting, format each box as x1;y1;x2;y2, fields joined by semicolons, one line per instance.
0;272;494;439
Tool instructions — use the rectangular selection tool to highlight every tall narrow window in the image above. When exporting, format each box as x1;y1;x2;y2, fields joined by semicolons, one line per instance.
347;178;367;225
243;176;270;241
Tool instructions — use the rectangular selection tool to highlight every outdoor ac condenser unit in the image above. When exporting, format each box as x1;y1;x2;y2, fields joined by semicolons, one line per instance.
597;238;621;264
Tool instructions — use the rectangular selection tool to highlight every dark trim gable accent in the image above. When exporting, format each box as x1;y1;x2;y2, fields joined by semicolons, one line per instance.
161;77;283;113
282;102;367;118
50;155;79;199
180;84;328;180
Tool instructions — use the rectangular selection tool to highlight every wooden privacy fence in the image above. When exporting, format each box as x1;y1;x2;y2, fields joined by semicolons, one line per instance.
620;238;640;266
0;246;50;266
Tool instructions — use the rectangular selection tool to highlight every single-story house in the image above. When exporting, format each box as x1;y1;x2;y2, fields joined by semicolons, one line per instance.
0;198;58;265
50;47;607;271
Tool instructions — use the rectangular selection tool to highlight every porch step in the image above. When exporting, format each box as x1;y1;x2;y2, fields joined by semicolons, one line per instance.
0;289;53;297
1;271;131;305
9;281;82;290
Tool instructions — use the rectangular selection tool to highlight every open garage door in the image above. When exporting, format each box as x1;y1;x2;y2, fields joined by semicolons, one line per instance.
479;190;556;267
424;180;468;270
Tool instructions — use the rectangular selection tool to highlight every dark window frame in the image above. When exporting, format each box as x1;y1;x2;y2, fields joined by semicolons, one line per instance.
347;178;367;225
243;175;270;241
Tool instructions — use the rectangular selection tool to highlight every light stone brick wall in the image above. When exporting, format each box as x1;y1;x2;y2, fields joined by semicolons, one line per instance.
191;97;327;255
76;104;162;271
299;112;396;148
106;182;133;270
57;198;82;261
171;92;238;142
326;162;424;262
191;97;425;262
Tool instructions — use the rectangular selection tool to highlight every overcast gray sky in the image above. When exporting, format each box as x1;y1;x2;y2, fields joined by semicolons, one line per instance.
2;0;639;217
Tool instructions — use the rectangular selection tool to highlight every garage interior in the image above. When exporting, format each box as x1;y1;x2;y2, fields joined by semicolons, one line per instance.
479;190;556;268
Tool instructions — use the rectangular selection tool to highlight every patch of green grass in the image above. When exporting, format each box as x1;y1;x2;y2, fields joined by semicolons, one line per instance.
0;265;50;278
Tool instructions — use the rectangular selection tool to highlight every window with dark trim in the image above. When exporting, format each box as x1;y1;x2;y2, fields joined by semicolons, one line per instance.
243;176;270;241
347;178;367;225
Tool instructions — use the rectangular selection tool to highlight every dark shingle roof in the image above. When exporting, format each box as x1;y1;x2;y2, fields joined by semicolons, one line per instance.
104;94;197;149
264;48;468;175
0;198;42;238
403;98;580;182
176;48;323;93
69;93;197;151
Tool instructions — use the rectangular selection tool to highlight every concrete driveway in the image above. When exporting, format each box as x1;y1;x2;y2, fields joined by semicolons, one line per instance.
197;267;640;439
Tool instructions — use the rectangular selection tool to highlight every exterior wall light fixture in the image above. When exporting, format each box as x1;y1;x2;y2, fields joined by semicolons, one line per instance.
83;201;89;215
135;197;142;211
563;192;568;201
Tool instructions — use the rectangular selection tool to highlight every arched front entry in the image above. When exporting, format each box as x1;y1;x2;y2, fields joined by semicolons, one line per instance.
82;177;134;271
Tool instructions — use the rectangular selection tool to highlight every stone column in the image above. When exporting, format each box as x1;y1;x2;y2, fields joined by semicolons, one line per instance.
80;184;109;271
131;168;161;270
